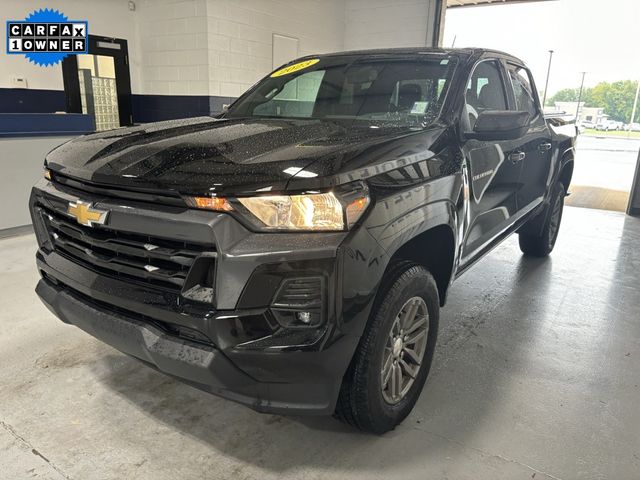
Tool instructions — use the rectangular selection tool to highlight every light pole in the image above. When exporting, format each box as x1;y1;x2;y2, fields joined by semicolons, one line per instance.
575;71;587;123
542;49;554;109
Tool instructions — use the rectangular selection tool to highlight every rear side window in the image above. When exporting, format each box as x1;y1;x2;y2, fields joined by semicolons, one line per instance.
508;65;537;117
465;60;508;111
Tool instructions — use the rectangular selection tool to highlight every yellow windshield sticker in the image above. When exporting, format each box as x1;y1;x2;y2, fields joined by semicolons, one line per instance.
270;58;320;78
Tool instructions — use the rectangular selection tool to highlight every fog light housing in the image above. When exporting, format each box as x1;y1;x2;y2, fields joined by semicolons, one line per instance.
270;277;324;328
297;311;312;324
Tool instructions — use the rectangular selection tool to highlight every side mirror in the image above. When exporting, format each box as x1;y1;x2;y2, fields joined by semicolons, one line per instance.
467;110;530;141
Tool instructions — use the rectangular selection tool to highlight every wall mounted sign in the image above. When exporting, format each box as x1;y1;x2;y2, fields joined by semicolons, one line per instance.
6;8;88;66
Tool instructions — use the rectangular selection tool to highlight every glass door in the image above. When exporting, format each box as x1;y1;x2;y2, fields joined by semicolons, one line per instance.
77;54;120;131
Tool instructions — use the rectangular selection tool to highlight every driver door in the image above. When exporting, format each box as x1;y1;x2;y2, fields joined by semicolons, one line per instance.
460;59;525;262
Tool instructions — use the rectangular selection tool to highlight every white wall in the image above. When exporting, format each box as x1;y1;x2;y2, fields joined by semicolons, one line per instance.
206;0;345;97
81;0;345;98
136;0;345;98
1;0;441;99
344;0;439;51
135;0;209;96
0;0;141;92
1;136;73;229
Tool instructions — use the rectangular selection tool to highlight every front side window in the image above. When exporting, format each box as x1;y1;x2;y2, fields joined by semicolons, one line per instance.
463;60;508;131
226;56;458;128
466;60;508;112
508;65;538;117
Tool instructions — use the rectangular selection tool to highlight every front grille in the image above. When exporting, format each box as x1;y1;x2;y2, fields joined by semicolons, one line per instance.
37;204;214;292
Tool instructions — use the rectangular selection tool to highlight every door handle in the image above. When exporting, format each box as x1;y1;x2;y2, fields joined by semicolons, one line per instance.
538;142;552;152
509;151;526;163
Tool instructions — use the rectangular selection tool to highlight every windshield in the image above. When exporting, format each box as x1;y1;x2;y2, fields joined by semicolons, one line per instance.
225;55;458;128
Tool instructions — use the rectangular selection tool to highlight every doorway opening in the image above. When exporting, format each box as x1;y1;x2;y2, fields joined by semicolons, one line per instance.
443;0;640;213
62;35;132;131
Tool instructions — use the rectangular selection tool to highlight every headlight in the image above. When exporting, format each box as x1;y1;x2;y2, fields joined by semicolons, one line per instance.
239;192;343;231
185;183;370;232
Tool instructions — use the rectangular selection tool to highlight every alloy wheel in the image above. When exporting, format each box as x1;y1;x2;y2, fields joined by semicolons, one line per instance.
380;296;429;404
548;194;563;249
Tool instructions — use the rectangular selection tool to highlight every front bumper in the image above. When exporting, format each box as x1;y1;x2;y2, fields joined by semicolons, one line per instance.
36;277;349;414
30;178;386;415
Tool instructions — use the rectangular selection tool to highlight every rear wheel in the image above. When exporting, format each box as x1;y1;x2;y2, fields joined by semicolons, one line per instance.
335;262;439;434
519;181;565;257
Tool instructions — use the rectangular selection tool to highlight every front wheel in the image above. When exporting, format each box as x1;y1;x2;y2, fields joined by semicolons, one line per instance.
335;262;439;434
519;181;565;257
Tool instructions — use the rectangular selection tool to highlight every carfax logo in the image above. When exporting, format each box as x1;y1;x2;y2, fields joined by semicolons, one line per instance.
6;8;88;66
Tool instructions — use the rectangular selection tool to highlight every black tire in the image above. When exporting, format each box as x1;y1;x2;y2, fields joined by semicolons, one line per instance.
519;181;565;257
335;262;439;434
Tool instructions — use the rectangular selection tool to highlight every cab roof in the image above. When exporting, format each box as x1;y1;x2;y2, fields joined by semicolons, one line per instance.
308;47;525;65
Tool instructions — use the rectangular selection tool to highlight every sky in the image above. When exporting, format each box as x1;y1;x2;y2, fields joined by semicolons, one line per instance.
443;0;640;96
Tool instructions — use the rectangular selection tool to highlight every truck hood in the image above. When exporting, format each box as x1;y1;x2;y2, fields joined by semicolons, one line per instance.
46;116;444;196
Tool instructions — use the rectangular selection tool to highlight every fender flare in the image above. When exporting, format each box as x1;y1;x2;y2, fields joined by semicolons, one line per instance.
375;196;460;306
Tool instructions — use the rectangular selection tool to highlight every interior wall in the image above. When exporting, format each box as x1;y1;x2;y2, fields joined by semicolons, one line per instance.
344;0;440;50
137;0;345;99
204;0;345;99
131;0;345;119
1;0;442;120
0;0;140;92
135;0;209;97
1;136;76;230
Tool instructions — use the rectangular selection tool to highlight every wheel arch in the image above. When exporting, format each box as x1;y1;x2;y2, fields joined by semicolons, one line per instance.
558;149;574;193
385;223;456;307
519;147;574;238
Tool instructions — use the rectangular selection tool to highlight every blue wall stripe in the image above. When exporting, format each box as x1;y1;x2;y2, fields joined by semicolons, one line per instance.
0;88;66;114
0;113;95;138
131;94;235;123
0;88;236;126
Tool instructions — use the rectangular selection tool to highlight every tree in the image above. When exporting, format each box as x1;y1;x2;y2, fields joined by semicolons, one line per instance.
547;88;582;105
588;80;639;123
547;80;639;123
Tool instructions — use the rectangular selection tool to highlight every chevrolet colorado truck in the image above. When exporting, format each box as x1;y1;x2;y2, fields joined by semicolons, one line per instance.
30;48;576;434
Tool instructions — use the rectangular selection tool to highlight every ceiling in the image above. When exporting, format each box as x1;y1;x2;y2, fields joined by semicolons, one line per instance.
447;0;557;8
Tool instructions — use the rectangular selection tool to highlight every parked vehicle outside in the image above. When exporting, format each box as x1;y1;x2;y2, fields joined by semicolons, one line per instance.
596;120;623;131
30;48;576;433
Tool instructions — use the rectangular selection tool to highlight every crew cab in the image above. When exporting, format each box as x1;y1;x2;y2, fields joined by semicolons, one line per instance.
30;48;576;433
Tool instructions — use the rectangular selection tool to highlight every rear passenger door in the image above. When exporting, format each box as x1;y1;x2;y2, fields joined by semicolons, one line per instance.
460;59;524;260
507;63;553;212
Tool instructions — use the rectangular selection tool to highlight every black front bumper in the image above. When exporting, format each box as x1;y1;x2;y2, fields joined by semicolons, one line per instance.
36;276;354;415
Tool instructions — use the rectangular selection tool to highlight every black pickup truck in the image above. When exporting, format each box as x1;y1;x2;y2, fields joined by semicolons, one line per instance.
30;48;576;433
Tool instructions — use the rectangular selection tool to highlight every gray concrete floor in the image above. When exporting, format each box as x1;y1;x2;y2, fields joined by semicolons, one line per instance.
1;206;639;480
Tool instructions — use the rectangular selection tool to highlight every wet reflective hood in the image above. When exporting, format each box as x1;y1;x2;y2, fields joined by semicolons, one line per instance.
46;116;444;196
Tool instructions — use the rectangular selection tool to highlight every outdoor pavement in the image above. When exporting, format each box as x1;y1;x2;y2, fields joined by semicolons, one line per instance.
1;206;639;480
567;135;639;211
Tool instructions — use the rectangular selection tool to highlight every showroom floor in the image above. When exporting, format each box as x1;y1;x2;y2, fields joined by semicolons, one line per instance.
1;206;639;480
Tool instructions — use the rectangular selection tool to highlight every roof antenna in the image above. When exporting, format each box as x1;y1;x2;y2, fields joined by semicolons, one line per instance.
451;35;457;48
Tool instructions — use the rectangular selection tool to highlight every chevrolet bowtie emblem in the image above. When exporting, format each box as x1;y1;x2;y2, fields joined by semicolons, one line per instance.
67;200;109;227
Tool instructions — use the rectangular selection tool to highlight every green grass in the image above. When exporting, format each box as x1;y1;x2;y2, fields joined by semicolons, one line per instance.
582;128;640;139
